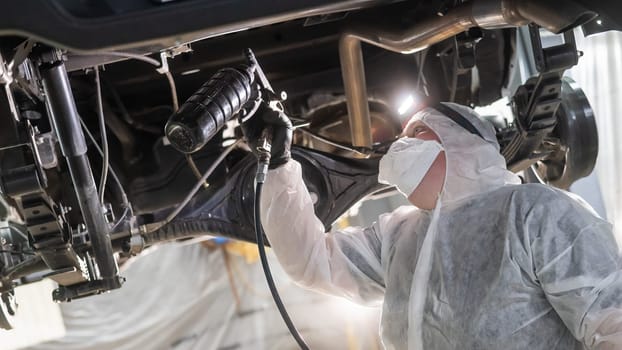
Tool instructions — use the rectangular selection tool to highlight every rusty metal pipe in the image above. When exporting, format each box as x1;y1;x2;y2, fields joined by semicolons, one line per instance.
339;38;372;149
342;3;475;56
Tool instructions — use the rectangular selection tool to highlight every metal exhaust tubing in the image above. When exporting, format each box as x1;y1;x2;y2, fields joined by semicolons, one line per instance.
340;0;595;148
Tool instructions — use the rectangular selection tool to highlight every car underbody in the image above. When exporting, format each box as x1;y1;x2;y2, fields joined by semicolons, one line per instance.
0;0;619;329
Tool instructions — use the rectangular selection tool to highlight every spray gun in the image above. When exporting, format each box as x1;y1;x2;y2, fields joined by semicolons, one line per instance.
164;49;308;349
165;48;283;155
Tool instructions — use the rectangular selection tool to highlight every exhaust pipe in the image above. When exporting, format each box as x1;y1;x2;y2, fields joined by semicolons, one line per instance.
340;0;596;148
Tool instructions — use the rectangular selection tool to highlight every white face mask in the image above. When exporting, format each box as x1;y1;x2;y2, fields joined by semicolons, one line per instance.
378;137;444;197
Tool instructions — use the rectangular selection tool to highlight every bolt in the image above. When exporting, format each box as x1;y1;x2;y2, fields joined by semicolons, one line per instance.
61;205;72;215
436;3;449;16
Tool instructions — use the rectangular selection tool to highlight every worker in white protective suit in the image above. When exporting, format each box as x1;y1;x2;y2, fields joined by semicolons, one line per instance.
241;102;622;350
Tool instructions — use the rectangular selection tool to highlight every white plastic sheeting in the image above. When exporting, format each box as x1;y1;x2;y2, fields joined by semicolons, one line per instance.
568;30;622;245
24;243;381;350
0;280;65;350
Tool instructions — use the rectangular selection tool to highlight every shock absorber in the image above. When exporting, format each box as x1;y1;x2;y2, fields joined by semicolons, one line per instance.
165;65;255;153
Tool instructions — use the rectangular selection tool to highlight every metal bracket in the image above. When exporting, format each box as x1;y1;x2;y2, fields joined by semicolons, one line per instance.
127;214;144;256
157;44;193;74
52;275;125;302
502;25;580;171
0;53;19;121
528;24;579;73
455;28;483;70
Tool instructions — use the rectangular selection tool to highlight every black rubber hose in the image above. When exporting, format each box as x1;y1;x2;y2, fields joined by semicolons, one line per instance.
254;182;310;350
141;219;256;246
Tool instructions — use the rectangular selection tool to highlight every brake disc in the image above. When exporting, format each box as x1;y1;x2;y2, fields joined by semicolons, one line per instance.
529;77;598;189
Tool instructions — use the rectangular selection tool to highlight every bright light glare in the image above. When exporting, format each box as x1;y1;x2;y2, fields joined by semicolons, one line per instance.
597;19;603;25
397;94;415;115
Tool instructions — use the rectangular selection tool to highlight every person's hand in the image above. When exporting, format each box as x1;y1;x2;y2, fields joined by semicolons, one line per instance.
240;103;293;169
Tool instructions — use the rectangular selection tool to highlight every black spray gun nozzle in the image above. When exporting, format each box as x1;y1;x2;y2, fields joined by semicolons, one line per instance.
164;48;278;155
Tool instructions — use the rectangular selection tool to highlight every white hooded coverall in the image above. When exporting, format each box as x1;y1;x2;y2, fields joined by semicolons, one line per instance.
260;103;622;349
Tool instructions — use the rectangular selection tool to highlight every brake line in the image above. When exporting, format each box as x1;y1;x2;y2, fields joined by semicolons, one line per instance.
147;139;242;233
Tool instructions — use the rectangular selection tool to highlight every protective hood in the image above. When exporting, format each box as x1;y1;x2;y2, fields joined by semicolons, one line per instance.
412;103;521;205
